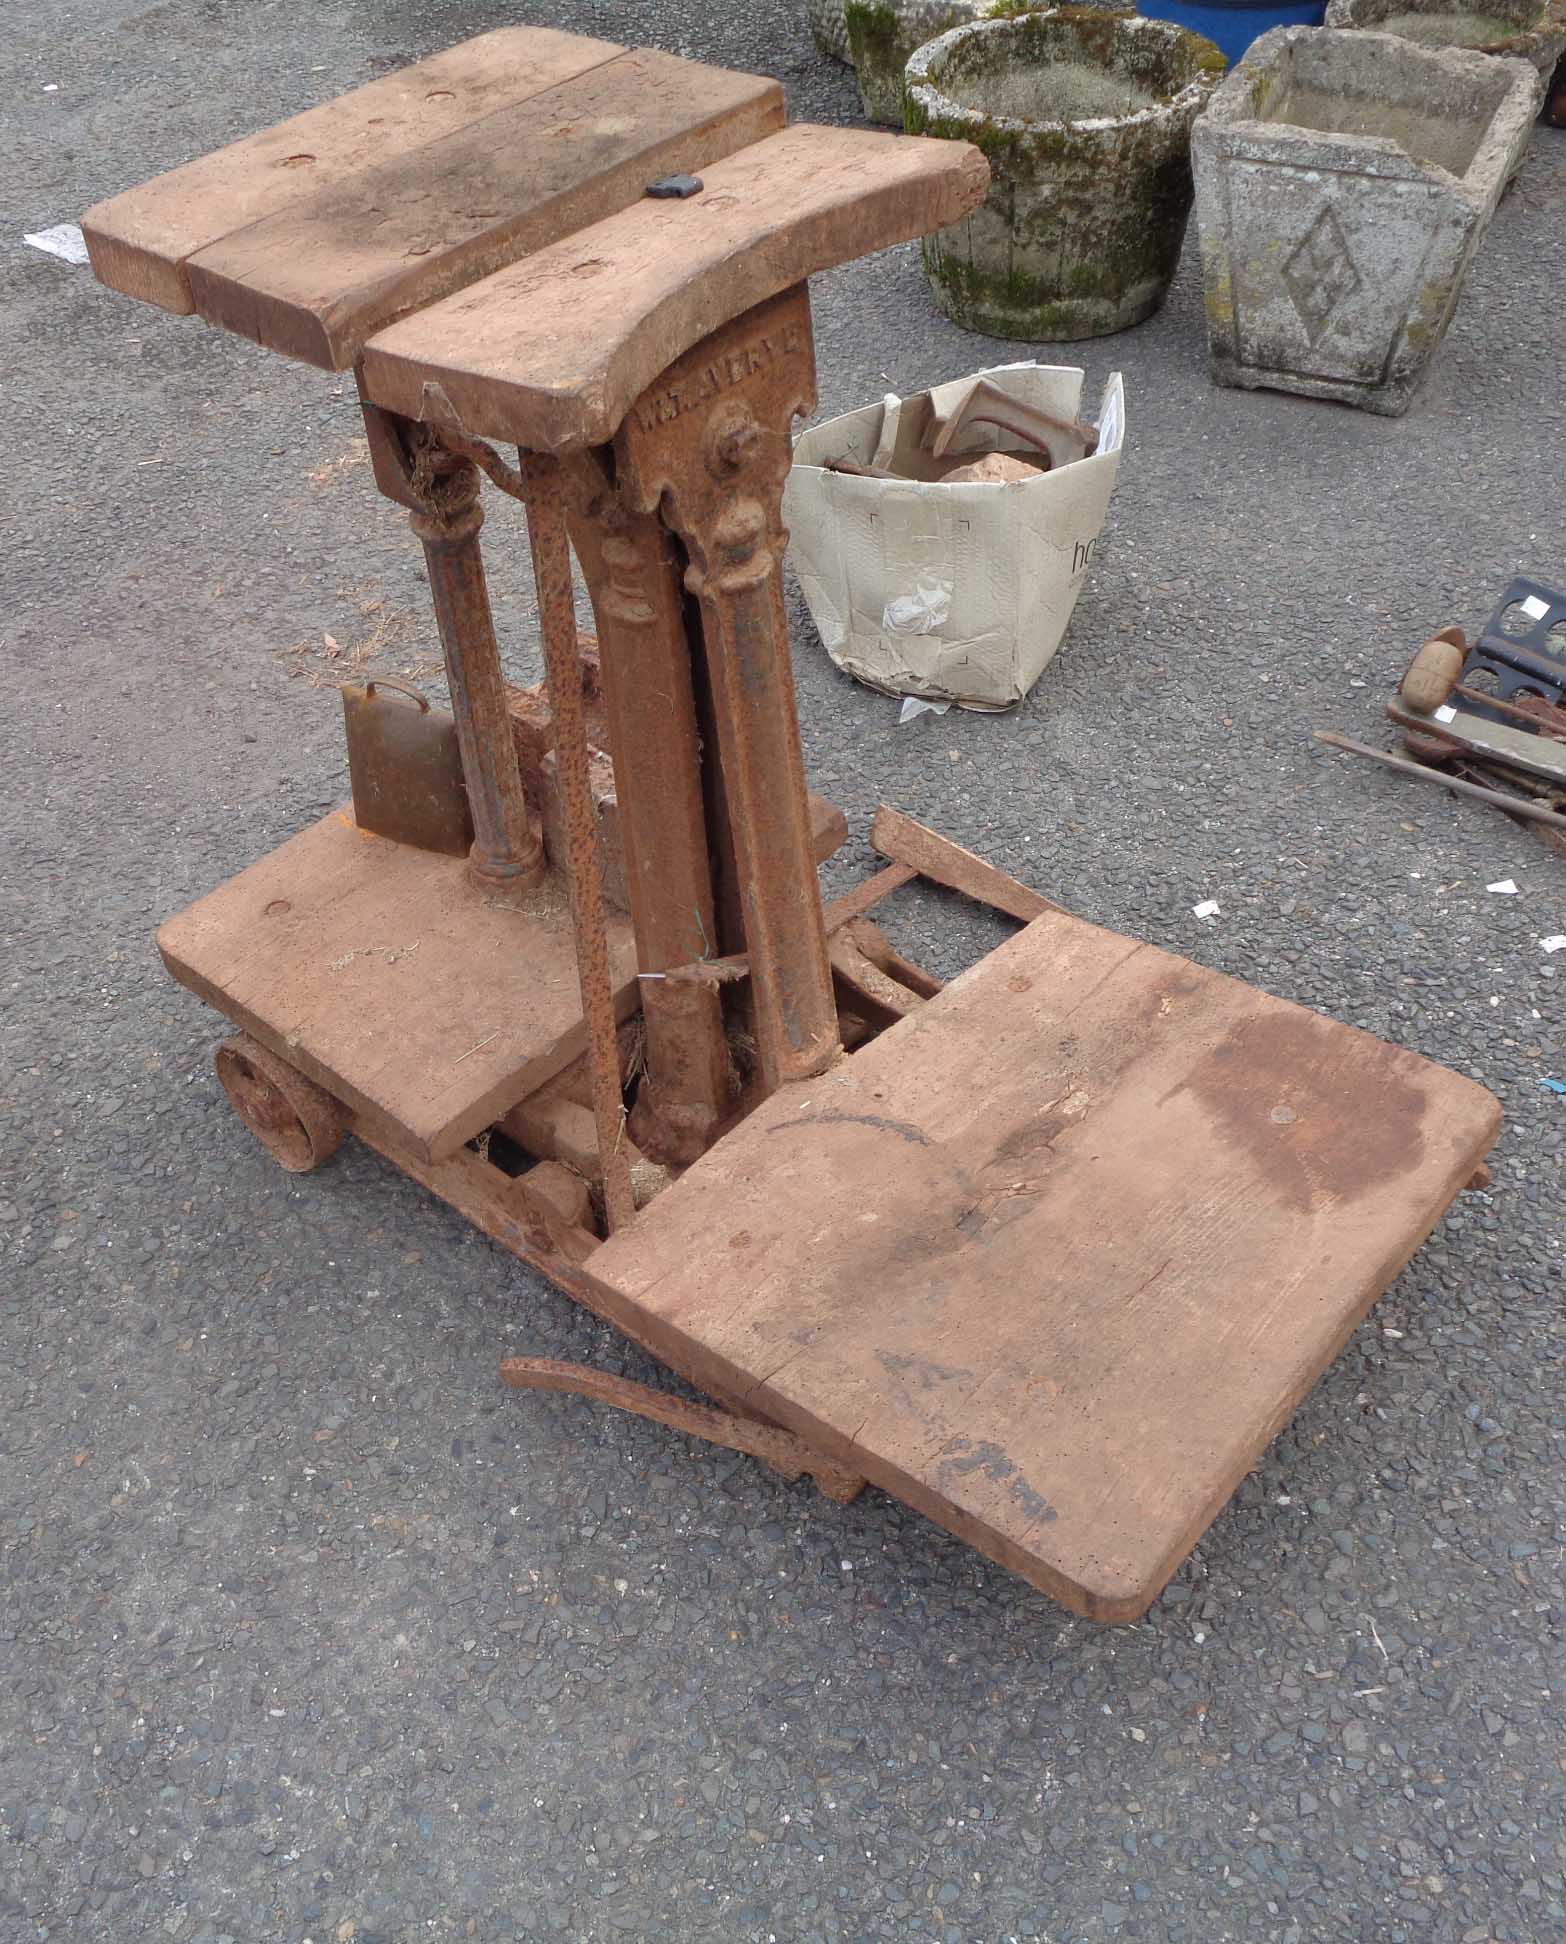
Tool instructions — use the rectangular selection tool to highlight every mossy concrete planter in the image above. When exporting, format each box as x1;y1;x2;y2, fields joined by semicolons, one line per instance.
846;0;995;124
808;0;853;63
1192;27;1539;414
905;10;1224;340
1322;0;1564;90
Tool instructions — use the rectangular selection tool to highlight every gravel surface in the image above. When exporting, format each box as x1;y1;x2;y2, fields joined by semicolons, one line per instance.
5;3;1565;1941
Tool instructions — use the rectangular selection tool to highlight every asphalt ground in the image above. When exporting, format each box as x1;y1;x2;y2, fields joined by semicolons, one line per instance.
4;3;1564;1941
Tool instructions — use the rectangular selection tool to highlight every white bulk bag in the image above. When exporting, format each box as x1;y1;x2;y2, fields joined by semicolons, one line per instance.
784;362;1124;710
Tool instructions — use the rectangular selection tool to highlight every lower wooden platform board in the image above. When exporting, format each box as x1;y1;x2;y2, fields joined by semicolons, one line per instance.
159;807;639;1161
584;909;1499;1621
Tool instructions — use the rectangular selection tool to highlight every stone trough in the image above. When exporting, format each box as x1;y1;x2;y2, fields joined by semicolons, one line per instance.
1322;0;1563;88
1192;26;1539;414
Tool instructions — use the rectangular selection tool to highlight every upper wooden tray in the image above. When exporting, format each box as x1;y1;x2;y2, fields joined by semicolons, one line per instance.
83;27;988;427
83;29;784;365
584;908;1499;1622
356;123;989;452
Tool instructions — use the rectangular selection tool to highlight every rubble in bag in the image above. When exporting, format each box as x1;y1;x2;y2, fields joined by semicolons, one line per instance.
784;362;1125;710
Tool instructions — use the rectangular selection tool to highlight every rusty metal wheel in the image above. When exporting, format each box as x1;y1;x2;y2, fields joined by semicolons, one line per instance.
214;1033;344;1173
1399;630;1465;716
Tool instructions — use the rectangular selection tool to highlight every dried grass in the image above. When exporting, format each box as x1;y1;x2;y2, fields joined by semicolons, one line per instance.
307;439;370;492
278;594;442;690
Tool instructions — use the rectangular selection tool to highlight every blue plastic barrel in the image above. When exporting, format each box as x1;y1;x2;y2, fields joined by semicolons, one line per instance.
1138;0;1326;66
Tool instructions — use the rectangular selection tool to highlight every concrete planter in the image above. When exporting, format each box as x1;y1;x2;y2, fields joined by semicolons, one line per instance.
1322;0;1564;92
906;10;1224;340
808;0;853;63
1192;27;1539;414
845;0;992;124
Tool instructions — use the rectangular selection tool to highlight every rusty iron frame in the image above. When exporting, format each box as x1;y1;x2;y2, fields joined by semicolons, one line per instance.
405;433;546;900
616;287;842;1098
519;450;639;1235
264;305;1068;1495
499;1358;864;1501
560;454;738;1164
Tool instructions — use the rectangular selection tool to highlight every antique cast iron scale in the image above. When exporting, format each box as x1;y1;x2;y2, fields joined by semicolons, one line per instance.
86;30;1500;1622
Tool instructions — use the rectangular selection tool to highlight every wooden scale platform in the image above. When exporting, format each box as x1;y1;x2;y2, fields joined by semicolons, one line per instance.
86;28;1500;1623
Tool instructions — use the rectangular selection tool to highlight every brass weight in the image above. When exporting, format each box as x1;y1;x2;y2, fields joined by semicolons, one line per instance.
341;676;474;856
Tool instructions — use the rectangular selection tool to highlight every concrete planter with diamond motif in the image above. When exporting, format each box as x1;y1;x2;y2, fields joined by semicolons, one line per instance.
1191;26;1538;414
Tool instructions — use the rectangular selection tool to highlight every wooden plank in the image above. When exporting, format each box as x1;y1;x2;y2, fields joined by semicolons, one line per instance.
846;916;943;999
870;804;1059;922
184;51;785;369
82;27;623;314
358;124;991;451
828;929;924;1024
158;807;640;1162
820;861;917;932
500;1091;603;1180
584;908;1499;1622
1386;702;1566;788
807;791;850;866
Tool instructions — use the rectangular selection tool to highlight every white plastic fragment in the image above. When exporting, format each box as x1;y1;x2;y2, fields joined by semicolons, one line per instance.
1542;936;1566;954
23;222;89;265
883;578;952;638
1192;899;1220;919
897;695;952;724
1520;594;1551;622
1486;879;1519;895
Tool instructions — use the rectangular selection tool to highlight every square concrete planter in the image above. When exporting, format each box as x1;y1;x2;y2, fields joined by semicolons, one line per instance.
1192;26;1539;414
1322;0;1564;94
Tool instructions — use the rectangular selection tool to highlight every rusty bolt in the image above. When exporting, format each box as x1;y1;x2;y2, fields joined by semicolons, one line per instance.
707;412;763;478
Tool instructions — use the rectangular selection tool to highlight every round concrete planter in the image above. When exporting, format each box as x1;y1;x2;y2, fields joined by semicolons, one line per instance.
905;10;1225;340
808;0;853;63
846;0;993;123
1322;0;1565;88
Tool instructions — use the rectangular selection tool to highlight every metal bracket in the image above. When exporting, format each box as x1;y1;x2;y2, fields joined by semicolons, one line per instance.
499;1357;865;1502
1461;577;1566;721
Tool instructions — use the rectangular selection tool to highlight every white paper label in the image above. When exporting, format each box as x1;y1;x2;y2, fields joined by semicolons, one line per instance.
1520;594;1550;621
1434;704;1457;723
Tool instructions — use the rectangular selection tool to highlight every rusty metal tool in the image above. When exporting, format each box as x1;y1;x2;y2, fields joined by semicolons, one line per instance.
1400;623;1566;738
1315;731;1566;832
1452;760;1566;865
